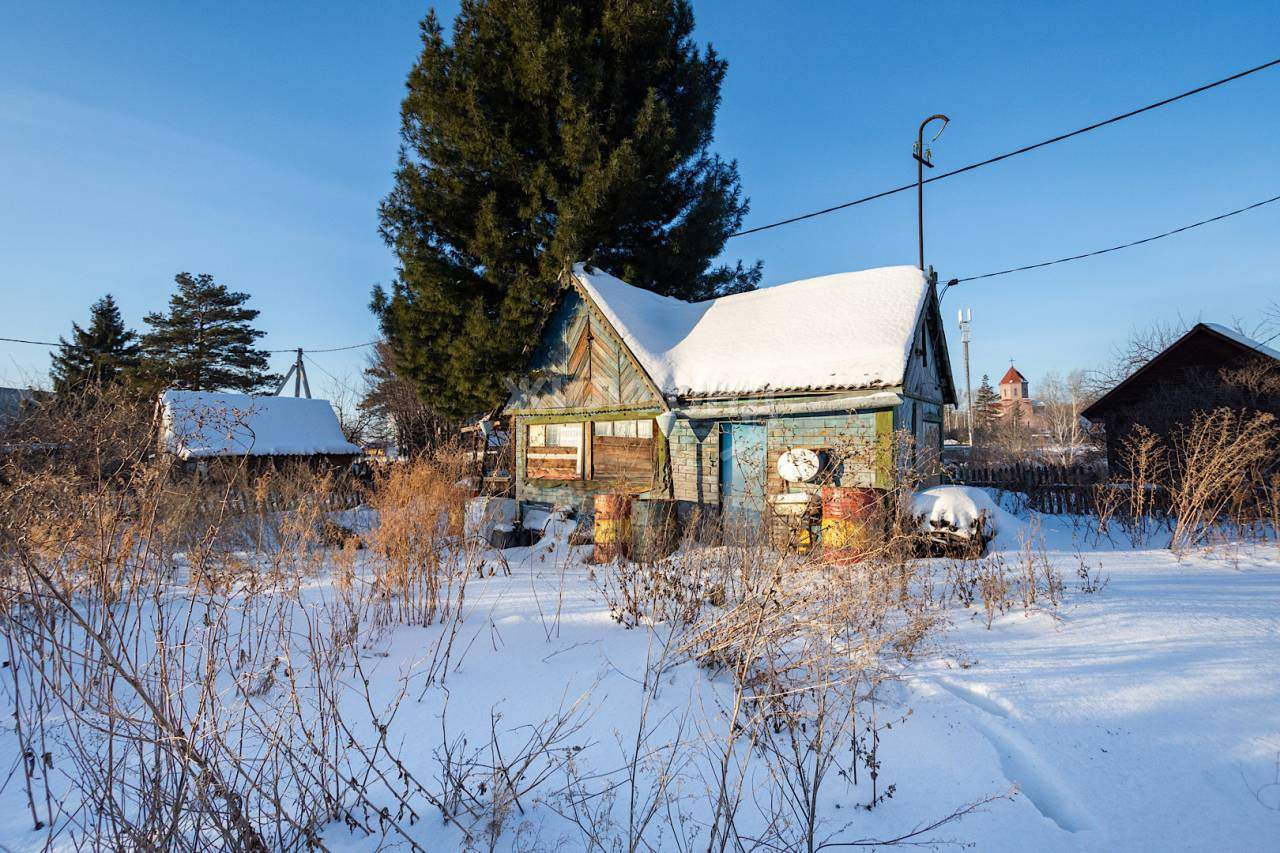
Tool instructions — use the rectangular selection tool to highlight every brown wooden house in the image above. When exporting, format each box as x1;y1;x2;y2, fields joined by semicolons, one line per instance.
1082;323;1280;472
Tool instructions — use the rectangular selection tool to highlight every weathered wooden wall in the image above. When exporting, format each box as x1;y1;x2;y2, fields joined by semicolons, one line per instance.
903;310;948;405
593;435;655;482
505;290;658;413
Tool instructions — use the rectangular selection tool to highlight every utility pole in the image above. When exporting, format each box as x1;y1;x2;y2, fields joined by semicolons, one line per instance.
914;114;949;270
274;348;312;398
957;308;973;446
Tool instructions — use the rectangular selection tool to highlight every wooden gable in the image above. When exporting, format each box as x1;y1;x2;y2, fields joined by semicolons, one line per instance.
903;291;958;405
505;289;660;413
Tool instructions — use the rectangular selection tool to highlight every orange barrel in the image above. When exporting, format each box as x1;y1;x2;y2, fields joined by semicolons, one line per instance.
631;498;681;563
820;486;881;561
593;494;632;563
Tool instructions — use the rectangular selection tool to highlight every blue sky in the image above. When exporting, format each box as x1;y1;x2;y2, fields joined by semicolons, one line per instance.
2;1;1278;397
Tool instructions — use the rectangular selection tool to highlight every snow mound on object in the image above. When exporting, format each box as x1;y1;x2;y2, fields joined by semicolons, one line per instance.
572;263;929;397
161;390;360;458
464;496;517;540
912;485;1021;540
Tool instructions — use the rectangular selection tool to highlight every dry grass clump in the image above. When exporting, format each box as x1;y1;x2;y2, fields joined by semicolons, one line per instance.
365;447;472;626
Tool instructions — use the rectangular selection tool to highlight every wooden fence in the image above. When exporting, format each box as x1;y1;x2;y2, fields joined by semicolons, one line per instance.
193;488;365;518
946;461;1109;515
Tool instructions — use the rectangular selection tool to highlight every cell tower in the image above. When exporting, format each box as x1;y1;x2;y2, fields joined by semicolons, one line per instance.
957;308;973;446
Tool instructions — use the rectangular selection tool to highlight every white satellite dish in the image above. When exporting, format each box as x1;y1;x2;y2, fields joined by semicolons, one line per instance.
777;448;821;483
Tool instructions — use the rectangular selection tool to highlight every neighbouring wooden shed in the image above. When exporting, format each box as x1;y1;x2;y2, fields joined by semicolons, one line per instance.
1082;323;1280;473
159;390;361;480
499;263;957;529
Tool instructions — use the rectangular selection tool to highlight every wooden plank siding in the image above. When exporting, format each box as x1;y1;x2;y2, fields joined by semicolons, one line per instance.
525;445;580;480
506;290;660;414
592;435;655;483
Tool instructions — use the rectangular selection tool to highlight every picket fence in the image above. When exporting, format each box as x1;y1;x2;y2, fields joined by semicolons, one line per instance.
947;461;1109;515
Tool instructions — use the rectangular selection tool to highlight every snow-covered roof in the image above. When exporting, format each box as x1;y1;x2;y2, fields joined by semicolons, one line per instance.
570;263;931;398
1201;323;1280;361
160;390;361;459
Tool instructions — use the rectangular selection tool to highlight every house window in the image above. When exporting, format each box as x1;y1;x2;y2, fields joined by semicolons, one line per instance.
523;418;656;483
593;419;653;439
592;419;655;483
526;422;585;480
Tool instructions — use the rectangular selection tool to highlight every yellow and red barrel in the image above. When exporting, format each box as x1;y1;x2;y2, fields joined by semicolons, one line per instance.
820;486;881;561
593;494;632;563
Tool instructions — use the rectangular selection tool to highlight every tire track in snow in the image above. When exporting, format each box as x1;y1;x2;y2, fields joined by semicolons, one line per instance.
929;676;1093;833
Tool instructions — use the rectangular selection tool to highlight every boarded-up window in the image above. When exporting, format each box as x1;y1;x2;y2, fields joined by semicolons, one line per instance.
592;419;655;483
526;422;584;480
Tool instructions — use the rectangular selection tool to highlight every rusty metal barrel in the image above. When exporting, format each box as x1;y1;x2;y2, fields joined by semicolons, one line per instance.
630;498;681;562
593;494;632;563
820;486;880;560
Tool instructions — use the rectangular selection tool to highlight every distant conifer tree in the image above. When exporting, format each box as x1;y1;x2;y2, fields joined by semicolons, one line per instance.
974;374;1003;426
140;273;277;393
50;294;141;394
375;0;761;419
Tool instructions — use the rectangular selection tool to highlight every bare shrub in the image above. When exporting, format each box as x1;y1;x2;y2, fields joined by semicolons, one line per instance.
1116;424;1170;544
1169;409;1277;549
942;518;1065;629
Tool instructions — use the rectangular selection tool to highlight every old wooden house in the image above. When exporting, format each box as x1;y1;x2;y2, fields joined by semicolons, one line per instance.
500;263;957;526
1082;323;1280;471
160;390;361;479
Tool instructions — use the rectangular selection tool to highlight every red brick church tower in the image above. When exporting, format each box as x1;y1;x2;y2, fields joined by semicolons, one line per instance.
999;364;1044;429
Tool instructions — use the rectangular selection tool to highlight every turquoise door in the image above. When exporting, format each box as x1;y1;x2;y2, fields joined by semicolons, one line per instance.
719;423;767;531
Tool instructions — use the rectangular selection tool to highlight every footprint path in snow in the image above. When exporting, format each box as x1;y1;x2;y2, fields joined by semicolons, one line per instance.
930;675;1094;834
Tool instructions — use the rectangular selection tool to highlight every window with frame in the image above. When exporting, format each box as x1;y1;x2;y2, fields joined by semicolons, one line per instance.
592;419;655;483
525;422;585;480
523;418;656;483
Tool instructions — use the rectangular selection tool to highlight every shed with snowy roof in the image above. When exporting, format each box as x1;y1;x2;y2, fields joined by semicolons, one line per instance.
500;263;956;523
159;390;361;478
1082;323;1280;473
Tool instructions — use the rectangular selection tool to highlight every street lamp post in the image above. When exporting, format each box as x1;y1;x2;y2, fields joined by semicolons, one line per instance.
914;114;950;271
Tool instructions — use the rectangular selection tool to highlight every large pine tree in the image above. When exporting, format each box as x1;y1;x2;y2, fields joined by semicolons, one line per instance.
140;273;277;393
49;294;141;394
375;0;761;419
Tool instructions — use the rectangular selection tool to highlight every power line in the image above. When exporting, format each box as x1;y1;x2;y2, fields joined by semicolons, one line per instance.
944;192;1280;289
266;340;378;354
0;337;62;348
0;336;380;353
302;353;344;385
729;56;1280;239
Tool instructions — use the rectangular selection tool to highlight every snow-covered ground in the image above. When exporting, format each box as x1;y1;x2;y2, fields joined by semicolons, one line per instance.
1;505;1277;850
908;524;1280;850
